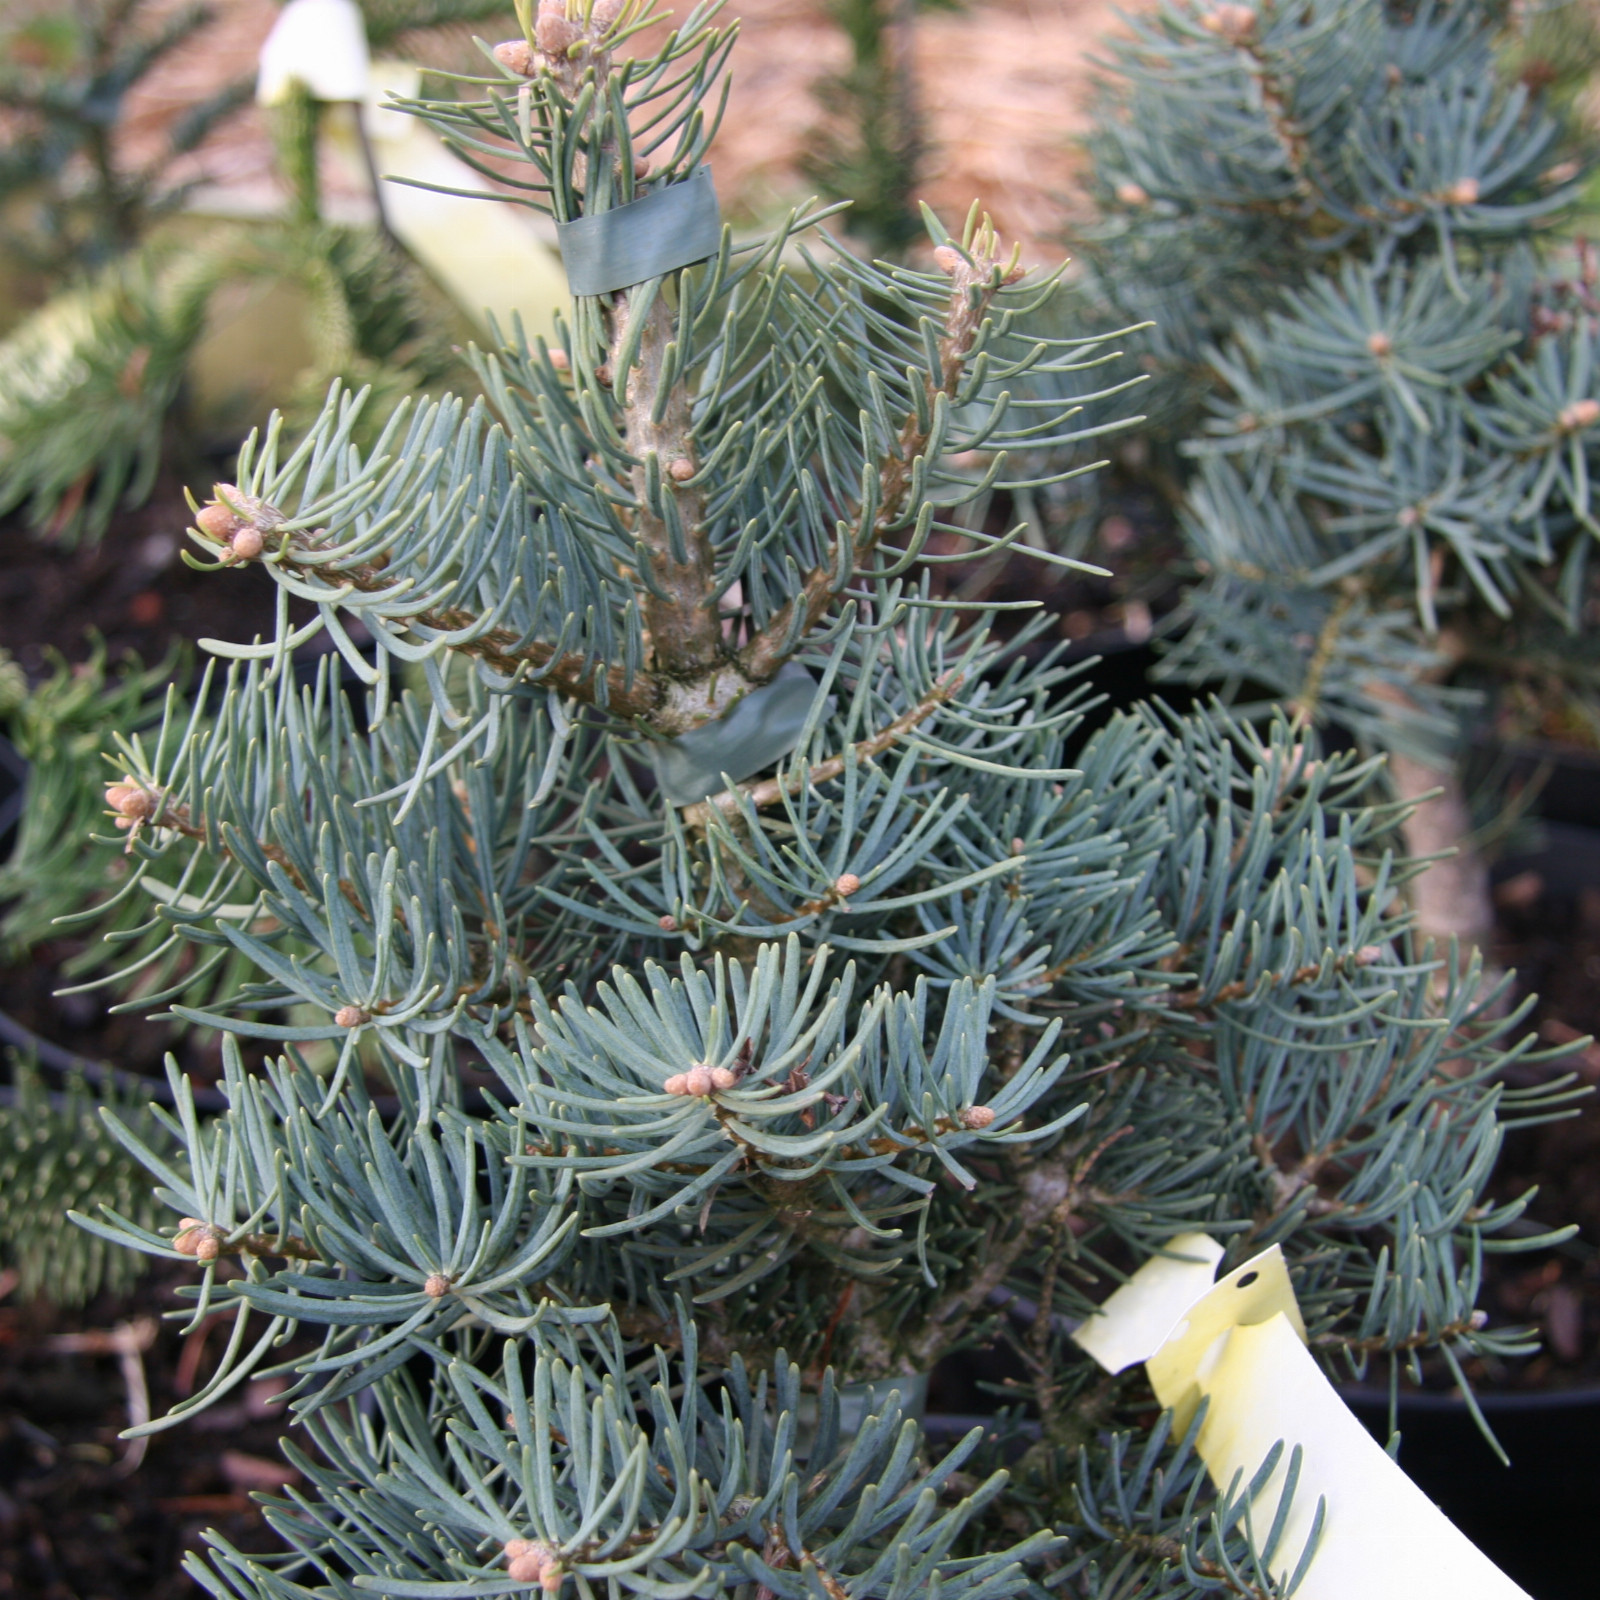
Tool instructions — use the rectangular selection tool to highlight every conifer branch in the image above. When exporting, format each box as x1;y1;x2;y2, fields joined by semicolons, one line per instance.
739;233;1018;682
195;488;659;717
608;280;724;674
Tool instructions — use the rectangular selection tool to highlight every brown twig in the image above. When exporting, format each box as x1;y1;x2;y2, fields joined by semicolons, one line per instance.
1313;1309;1486;1356
738;247;1013;683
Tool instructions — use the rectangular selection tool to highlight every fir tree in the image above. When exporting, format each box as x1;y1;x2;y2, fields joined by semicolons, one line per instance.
802;0;926;258
64;4;1578;1594
1074;0;1600;957
0;0;249;278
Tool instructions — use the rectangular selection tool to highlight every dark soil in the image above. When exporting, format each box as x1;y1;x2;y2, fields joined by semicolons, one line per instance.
0;1263;305;1600
0;471;293;682
1478;835;1600;1394
3;476;1600;1595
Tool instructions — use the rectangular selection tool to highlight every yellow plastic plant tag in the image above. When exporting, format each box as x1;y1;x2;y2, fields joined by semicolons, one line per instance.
1070;1231;1224;1374
1072;1236;1533;1600
1144;1244;1305;1436
1197;1313;1531;1600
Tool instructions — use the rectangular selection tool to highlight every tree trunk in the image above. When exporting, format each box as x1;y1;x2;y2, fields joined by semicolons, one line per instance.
1387;748;1495;966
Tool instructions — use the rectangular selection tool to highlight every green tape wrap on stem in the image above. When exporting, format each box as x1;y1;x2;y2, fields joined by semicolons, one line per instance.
651;664;825;806
557;166;721;296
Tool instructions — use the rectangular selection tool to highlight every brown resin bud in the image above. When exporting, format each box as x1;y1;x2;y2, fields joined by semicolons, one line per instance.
1115;180;1150;206
668;457;695;482
423;1272;451;1298
682;1065;714;1097
662;1073;689;1094
1559;398;1600;431
105;781;155;820
961;1105;997;1130
547;348;570;371
834;873;861;897
535;12;580;58
1366;331;1392;357
1443;177;1480;206
658;913;679;931
199;485;283;555
335;1005;369;1028
1201;4;1257;41
195;501;242;542
229;526;264;561
932;244;963;274
505;1538;558;1583
174;1219;223;1261
492;39;538;75
708;1066;739;1091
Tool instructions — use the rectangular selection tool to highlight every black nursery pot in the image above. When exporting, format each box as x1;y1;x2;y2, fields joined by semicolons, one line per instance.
1340;1383;1600;1600
1482;736;1600;836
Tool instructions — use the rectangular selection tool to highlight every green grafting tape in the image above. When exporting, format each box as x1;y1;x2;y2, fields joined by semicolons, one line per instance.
651;664;824;806
557;165;721;296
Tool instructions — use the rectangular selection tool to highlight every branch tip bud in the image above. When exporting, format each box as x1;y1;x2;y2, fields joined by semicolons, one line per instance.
1201;4;1257;42
505;1538;559;1583
105;781;156;820
174;1219;223;1261
493;38;538;75
1559;398;1599;431
229;527;264;561
195;502;242;542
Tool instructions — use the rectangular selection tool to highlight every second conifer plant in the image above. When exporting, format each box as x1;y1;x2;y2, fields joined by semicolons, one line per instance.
1078;0;1600;956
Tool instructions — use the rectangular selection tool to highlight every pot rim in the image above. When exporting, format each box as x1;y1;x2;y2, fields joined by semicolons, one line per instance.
1335;1382;1600;1413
